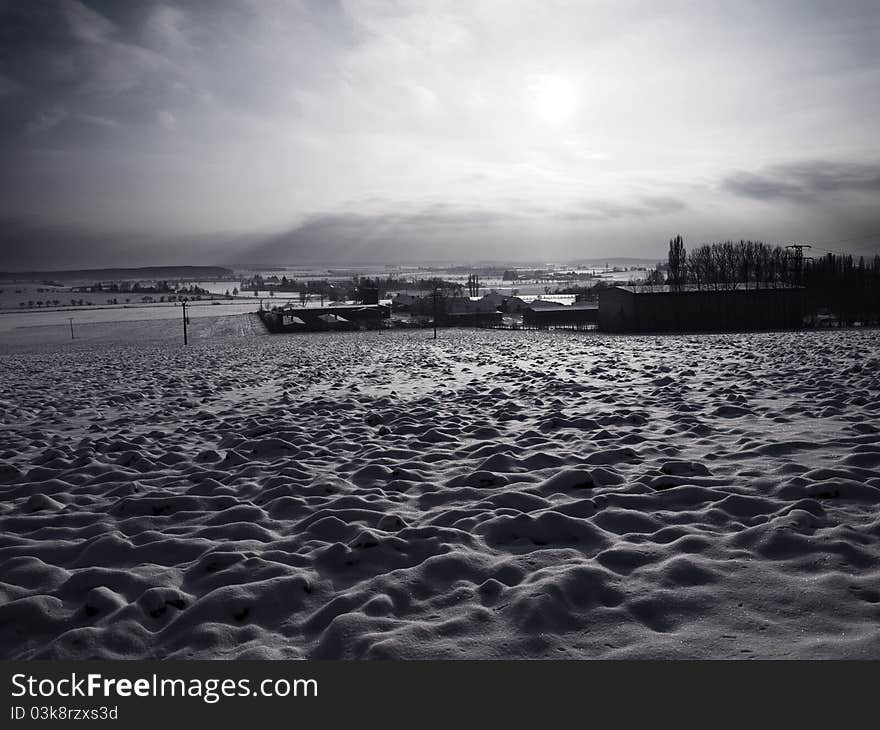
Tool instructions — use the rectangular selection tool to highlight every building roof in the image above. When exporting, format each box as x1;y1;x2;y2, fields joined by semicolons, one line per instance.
524;300;564;309
525;301;598;310
276;303;387;313
446;309;502;315
611;283;804;294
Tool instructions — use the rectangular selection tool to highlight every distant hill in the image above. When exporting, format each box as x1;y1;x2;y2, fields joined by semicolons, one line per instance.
0;266;235;282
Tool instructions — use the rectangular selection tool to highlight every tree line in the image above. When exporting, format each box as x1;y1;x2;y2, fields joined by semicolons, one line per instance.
804;251;880;326
652;236;880;325
659;236;807;291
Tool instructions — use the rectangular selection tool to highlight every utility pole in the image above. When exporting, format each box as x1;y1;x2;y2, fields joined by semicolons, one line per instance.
786;244;812;286
432;287;439;340
69;318;74;340
181;300;189;345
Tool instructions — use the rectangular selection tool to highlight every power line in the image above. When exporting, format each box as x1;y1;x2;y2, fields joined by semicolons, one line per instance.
808;233;880;256
786;244;811;285
814;233;880;247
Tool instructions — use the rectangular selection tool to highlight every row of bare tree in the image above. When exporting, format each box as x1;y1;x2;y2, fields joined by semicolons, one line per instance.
654;236;880;325
662;237;802;290
804;252;880;325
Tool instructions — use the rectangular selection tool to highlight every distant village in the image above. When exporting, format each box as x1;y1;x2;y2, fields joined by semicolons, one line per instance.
254;267;620;333
3;281;214;308
3;238;878;335
259;238;880;335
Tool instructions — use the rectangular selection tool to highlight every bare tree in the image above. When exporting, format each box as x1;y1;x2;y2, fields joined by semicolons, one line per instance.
667;235;686;290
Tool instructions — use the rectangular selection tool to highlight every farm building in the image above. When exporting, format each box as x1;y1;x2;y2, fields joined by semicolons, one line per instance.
391;292;419;309
597;285;804;333
445;292;506;315
440;311;503;327
260;303;390;333
394;291;509;317
523;301;599;329
501;296;528;314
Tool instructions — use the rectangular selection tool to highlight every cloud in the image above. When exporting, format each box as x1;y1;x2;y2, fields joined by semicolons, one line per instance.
721;160;880;202
78;113;122;129
25;105;68;135
144;4;189;51
238;195;689;264
62;0;115;44
157;109;176;130
1;2;879;264
299;195;684;231
558;195;687;222
0;0;174;93
0;71;17;96
0;216;243;270
23;106;121;136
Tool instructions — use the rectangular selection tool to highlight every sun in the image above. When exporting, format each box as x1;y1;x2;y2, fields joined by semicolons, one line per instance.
531;75;577;124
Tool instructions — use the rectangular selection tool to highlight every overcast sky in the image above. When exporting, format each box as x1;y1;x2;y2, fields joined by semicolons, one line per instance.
1;0;879;268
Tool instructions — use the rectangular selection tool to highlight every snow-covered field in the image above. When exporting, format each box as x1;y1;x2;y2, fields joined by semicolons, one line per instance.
1;314;879;659
0;300;284;342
